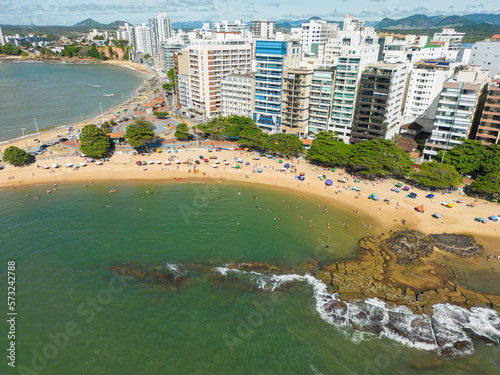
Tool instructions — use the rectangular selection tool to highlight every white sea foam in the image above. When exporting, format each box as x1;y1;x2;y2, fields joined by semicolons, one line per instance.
166;263;179;272
216;268;500;356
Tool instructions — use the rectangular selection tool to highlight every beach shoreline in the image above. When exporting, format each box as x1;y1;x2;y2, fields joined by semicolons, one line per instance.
1;149;499;254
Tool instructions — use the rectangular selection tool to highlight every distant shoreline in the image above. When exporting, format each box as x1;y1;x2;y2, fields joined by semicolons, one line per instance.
0;58;158;146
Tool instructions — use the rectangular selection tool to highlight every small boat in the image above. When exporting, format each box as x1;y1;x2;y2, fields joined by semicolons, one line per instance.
109;189;118;193
103;94;114;97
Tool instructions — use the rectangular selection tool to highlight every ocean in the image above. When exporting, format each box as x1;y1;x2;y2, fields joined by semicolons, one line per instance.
1;181;499;374
0;61;149;143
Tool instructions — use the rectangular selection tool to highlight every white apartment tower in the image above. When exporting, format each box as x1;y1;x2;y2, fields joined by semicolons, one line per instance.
185;40;252;118
0;26;5;46
251;20;275;40
402;60;457;130
432;29;465;51
423;67;490;160
150;12;172;54
132;24;153;55
308;69;336;135
221;74;255;118
300;19;339;58
469;36;500;77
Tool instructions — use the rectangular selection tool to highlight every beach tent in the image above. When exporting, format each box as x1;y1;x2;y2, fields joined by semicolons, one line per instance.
489;216;498;222
284;163;290;168
415;206;424;213
257;168;262;173
409;192;417;198
395;182;403;188
325;179;333;186
403;186;411;191
426;194;435;198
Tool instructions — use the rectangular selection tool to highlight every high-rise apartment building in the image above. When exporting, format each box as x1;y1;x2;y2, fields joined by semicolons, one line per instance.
251;20;275;39
308;69;336;135
329;45;380;143
402;60;457;130
211;20;248;34
185;40;252;118
149;12;172;54
132;24;153;55
469;35;500;77
423;67;490;160
173;50;190;109
476;75;500;145
300;19;339;59
253;40;301;133
221;73;255;118
161;41;186;72
351;62;411;143
0;26;5;46
281;69;313;136
432;28;465;50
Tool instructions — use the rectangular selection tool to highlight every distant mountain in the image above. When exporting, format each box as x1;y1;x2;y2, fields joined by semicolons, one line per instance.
376;14;435;29
375;13;500;30
463;13;500;26
434;16;477;27
106;21;129;28
73;18;105;28
172;21;209;29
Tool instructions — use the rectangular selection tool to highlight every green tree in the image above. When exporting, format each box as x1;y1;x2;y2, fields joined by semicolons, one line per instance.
79;124;111;158
471;171;500;198
122;48;129;61
267;133;304;157
482;144;500;174
174;123;190;140
124;117;155;150
0;43;22;55
307;131;350;167
3;146;31;166
347;139;413;178
412;162;462;189
62;46;73;57
144;53;151;60
89;44;100;59
437;140;487;175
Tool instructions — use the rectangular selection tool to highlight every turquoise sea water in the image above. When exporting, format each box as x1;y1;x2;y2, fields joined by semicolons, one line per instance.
0;62;149;142
1;182;499;374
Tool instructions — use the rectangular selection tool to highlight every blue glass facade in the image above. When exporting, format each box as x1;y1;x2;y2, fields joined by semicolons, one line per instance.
253;40;289;132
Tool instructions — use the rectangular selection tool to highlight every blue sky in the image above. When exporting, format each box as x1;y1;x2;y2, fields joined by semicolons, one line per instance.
0;0;498;26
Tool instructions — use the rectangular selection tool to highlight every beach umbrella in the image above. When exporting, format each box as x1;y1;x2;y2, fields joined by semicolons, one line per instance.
426;194;435;198
147;160;154;164
489;216;498;221
73;164;79;168
447;203;455;208
433;213;441;219
224;161;230;165
284;163;290;168
136;161;142;166
332;168;336;172
215;160;220;164
156;160;162;164
175;160;181;164
396;182;403;188
66;162;73;167
165;161;171;165
95;161;103;165
212;164;217;168
257;168;262;173
52;163;59;168
279;160;283;163
80;162;87;167
416;206;424;213
325;179;333;186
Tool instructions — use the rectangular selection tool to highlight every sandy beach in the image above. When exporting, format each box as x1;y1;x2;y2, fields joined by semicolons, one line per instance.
1;148;499;254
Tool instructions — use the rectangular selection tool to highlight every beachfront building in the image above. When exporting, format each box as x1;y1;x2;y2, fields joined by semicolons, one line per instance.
351;62;411;143
184;40;252;118
173;50;190;109
131;24;153;55
253;40;302;133
221;73;255;118
476;74;500;145
251;20;275;40
308;69;336;135
281;69;313;136
211;20;248;34
328;45;380;143
117;23;134;46
161;40;187;72
300;19;339;60
422;67;490;160
402;60;457;131
150;12;173;54
469;35;500;77
0;26;6;46
432;28;465;61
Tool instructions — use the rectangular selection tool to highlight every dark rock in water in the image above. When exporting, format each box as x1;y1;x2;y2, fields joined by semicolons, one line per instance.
383;230;434;266
348;302;386;335
463;327;499;345
386;310;436;346
428;234;483;258
148;270;174;281
323;299;348;325
174;275;184;286
236;263;270;271
111;263;149;279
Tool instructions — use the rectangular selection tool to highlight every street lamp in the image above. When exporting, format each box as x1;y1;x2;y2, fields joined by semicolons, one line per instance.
80;113;84;125
21;128;28;149
99;103;104;123
33;118;41;141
